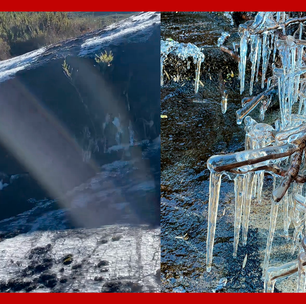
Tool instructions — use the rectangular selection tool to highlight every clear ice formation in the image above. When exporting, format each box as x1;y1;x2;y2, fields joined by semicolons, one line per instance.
161;39;205;93
206;12;306;292
223;12;234;26
217;32;230;47
237;13;306;128
221;91;228;114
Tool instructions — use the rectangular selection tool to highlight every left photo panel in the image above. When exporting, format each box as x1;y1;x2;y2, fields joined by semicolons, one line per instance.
0;12;160;293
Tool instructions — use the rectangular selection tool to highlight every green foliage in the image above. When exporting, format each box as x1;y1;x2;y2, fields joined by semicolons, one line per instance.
95;50;114;66
0;38;10;60
62;59;73;81
0;12;73;43
0;12;134;59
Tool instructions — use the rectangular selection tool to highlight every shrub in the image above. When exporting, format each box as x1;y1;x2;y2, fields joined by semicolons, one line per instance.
95;50;114;66
0;38;10;60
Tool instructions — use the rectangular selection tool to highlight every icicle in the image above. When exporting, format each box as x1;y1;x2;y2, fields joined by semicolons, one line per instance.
252;172;258;199
239;30;249;94
256;36;262;82
241;173;254;245
233;175;244;257
299;23;303;40
194;58;202;94
161;55;165;86
272;34;277;63
250;35;260;95
283;191;290;237
262;176;280;276
221;91;228;114
254;171;264;203
262;199;279;276
261;32;270;89
290;184;303;254
297;252;306;292
206;171;223;272
259;105;265;121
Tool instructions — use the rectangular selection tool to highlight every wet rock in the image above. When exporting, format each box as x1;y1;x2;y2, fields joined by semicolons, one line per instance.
101;281;142;293
72;264;82;270
97;260;109;267
131;283;143;292
94;276;104;282
0;281;7;292
22;258;53;276
24;284;37;292
62;254;73;265
111;235;121;242
6;279;32;292
29;244;52;258
0;226;160;292
155;269;161;283
100;268;109;273
38;273;57;288
231;12;256;26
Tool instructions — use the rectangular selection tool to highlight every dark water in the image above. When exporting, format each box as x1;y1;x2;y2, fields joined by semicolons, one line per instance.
0;18;160;228
160;12;279;293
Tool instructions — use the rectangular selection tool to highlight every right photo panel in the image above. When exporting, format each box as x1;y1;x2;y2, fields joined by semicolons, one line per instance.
161;12;306;293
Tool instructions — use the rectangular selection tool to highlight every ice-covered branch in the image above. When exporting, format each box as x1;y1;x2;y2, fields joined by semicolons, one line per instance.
254;16;306;35
220;46;240;62
236;85;277;124
208;143;298;173
206;13;306;291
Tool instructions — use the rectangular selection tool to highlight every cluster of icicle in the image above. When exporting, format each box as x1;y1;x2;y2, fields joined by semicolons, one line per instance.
206;12;306;292
237;12;306;128
160;39;205;93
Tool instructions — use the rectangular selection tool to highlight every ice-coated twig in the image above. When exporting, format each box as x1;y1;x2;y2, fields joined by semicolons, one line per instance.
273;150;304;202
220;46;240;62
161;39;205;93
208;143;298;173
236;85;277;125
254;16;306;35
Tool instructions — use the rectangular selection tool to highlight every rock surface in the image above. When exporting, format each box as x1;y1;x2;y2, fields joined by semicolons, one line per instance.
0;225;160;293
0;150;160;293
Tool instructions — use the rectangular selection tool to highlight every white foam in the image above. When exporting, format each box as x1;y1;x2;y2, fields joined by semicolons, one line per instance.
0;47;46;83
79;12;160;56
